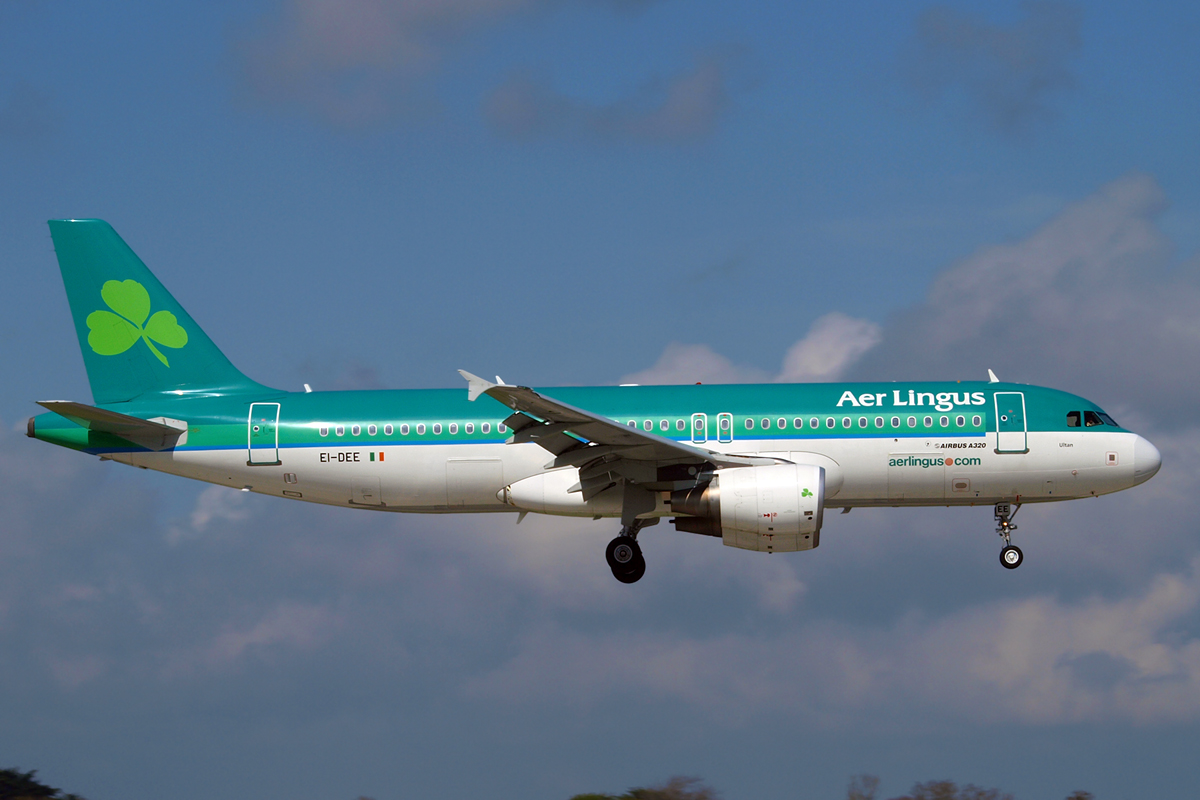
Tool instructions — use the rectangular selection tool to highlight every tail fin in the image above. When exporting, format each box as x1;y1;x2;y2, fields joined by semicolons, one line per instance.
48;219;272;404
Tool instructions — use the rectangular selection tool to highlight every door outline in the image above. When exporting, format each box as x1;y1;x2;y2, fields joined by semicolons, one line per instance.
994;392;1028;454
248;402;281;466
717;412;733;444
691;413;708;444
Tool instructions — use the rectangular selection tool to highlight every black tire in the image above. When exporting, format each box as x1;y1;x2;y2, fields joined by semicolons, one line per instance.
606;536;640;570
614;554;646;584
1000;545;1024;569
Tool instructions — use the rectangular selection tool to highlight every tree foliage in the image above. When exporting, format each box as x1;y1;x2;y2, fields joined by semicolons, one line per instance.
0;768;86;800
570;776;717;800
845;774;1094;800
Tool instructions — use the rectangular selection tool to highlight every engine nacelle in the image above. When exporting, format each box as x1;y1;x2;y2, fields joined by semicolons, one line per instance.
670;464;824;553
500;468;668;518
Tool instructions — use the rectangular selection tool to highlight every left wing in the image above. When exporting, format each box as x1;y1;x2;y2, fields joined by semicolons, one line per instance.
458;371;771;514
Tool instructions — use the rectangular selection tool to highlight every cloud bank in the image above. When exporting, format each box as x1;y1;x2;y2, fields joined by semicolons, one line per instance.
903;1;1083;135
627;172;1200;433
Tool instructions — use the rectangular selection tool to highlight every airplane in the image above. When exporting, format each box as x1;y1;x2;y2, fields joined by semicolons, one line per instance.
28;220;1162;582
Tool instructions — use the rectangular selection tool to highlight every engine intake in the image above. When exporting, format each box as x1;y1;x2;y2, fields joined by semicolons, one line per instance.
670;463;824;552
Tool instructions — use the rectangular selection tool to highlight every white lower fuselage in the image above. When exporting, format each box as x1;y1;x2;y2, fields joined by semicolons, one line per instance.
109;428;1145;516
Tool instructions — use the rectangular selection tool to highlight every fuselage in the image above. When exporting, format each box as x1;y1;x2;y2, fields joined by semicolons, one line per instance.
30;380;1162;516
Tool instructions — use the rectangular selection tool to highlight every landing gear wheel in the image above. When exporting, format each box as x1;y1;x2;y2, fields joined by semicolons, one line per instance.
1000;545;1023;569
606;537;639;570
613;555;646;584
606;536;645;583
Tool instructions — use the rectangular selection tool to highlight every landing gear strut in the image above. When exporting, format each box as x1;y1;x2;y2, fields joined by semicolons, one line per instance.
606;520;647;584
995;502;1023;569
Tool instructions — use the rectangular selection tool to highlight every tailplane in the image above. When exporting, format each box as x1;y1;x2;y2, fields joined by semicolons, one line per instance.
48;219;272;404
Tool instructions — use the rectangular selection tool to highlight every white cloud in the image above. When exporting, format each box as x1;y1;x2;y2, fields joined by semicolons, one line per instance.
777;312;883;383
466;557;1200;726
853;172;1200;428
621;311;881;385
203;602;343;669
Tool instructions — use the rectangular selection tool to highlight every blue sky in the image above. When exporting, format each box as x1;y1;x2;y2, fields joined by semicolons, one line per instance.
3;2;1200;799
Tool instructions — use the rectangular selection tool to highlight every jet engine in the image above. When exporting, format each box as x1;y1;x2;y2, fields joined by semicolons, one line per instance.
669;463;824;552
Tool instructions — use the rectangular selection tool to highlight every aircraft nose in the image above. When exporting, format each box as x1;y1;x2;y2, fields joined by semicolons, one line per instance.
1133;435;1162;485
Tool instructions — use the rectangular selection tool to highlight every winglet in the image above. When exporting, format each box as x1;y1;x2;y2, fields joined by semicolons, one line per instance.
458;370;497;402
987;369;1000;384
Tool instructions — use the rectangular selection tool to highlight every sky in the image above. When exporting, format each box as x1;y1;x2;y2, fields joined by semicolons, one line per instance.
2;1;1200;798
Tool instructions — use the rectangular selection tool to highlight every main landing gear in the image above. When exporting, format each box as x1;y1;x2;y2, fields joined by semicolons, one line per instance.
995;502;1023;569
606;520;647;584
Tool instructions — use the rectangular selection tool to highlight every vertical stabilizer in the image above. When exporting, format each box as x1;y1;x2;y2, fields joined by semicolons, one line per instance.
48;219;272;404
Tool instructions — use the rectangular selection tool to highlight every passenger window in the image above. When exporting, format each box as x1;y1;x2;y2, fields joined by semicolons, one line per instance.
628;421;637;428
466;422;474;434
498;423;507;433
449;423;458;434
777;417;786;429
810;417;819;429
384;424;393;435
924;416;933;428
676;419;686;432
400;424;409;435
660;420;669;431
842;417;851;429
940;416;948;427
416;424;425;435
1084;411;1104;427
1066;411;1081;428
972;415;981;427
433;423;442;434
956;415;964;427
891;416;900;428
336;426;345;436
719;417;730;431
793;417;803;429
746;418;755;430
826;417;835;429
875;416;884;428
907;416;916;428
761;418;771;430
643;420;652;431
351;425;361;436
368;424;377;436
858;417;867;428
481;422;490;434
319;426;328;437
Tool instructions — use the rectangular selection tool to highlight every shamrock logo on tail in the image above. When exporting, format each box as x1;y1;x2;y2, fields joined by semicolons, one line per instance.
86;280;188;367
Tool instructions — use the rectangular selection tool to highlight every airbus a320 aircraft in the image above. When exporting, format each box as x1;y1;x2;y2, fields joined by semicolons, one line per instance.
29;220;1163;582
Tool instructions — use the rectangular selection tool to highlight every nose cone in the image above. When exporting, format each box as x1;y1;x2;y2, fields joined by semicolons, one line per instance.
1133;435;1162;485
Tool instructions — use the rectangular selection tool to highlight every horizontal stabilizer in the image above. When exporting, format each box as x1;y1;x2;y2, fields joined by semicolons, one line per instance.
37;400;187;451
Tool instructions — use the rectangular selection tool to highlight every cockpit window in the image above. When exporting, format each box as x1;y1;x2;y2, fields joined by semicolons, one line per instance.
1084;411;1104;427
1098;412;1118;427
1066;411;1081;428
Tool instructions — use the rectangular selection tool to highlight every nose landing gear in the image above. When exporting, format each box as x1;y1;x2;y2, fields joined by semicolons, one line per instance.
606;520;648;583
995;502;1023;569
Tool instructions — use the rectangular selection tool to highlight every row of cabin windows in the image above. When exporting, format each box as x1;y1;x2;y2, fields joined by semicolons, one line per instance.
1066;411;1119;428
317;422;509;437
624;415;984;432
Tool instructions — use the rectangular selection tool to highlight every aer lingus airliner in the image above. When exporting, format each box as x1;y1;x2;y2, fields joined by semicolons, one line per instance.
29;220;1162;582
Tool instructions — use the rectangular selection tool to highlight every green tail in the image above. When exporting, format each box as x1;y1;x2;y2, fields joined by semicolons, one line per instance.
48;219;272;404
